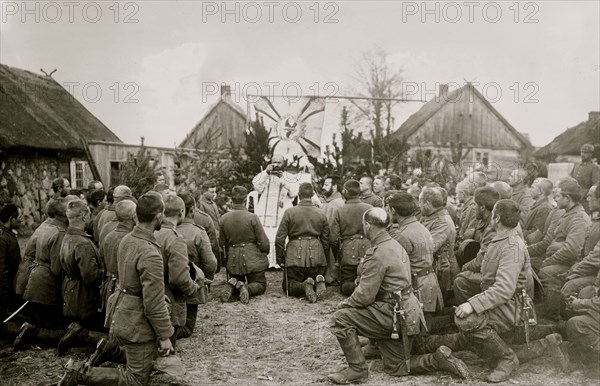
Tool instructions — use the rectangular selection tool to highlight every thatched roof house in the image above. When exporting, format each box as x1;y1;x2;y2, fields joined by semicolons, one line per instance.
0;64;121;154
535;112;600;162
0;63;121;228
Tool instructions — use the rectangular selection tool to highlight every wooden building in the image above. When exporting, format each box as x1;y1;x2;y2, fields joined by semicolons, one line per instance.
180;85;247;149
87;140;197;188
391;84;534;178
535;111;600;163
0;63;121;227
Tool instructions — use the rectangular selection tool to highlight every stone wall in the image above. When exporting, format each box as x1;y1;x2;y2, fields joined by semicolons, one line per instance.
0;155;69;233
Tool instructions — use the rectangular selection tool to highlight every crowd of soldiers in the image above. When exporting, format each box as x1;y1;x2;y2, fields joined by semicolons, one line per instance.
0;143;598;385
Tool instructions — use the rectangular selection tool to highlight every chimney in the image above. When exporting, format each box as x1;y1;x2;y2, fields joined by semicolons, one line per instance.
439;84;448;98
589;111;600;122
221;84;231;101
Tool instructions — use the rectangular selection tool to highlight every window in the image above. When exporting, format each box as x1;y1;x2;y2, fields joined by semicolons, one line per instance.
69;160;87;188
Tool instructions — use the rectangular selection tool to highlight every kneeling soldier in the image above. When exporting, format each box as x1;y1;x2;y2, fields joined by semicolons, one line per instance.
327;208;470;384
276;183;329;303
220;186;271;304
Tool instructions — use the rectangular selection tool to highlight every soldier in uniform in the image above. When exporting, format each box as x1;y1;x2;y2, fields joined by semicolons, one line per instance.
359;176;383;207
276;183;329;303
456;180;478;241
542;185;599;318
57;192;174;386
330;180;372;296
175;193;217;337
0;204;22;314
87;200;137;367
327;208;470;384
322;175;345;285
193;205;221;271
419;186;457;298
93;187;114;245
387;192;443;325
220;186;270;304
454;187;501;305
508;169;535;225
57;199;106;356
523;178;553;241
155;195;201;346
14;198;70;350
571;143;600;213
197;180;221;234
85;189;106;240
538;180;592;319
98;196;136;246
96;185;132;245
99;200;137;316
424;200;567;382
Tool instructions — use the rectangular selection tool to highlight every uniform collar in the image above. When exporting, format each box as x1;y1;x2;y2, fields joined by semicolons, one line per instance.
180;218;195;225
370;229;392;246
346;198;362;204
0;223;16;238
360;192;375;199
563;204;584;216
231;204;247;211
116;222;135;233
298;199;314;206
47;218;67;230
161;219;177;229
66;226;91;238
423;208;447;219
491;227;518;242
131;225;159;246
396;216;418;228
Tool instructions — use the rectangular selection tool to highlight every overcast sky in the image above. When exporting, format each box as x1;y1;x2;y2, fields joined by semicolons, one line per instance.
1;0;598;148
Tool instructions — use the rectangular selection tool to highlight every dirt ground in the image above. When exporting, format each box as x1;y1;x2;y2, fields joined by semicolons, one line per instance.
1;269;598;386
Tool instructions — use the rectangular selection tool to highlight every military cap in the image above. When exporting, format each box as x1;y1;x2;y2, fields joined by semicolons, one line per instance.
581;144;595;153
137;191;164;217
457;239;481;267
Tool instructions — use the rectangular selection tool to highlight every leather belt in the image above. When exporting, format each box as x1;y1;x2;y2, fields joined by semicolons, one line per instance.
341;234;366;242
377;286;413;303
413;266;434;278
290;235;317;241
117;286;142;297
230;242;255;248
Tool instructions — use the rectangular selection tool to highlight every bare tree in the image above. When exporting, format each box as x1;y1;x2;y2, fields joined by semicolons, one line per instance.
348;46;404;139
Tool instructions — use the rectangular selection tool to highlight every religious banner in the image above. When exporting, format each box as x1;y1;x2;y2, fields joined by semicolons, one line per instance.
251;96;326;159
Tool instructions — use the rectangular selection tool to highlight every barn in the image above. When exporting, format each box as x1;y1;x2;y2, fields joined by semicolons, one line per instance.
179;85;247;149
391;84;534;179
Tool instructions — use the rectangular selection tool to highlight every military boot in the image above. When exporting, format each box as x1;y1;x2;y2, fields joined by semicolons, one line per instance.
362;340;380;360
221;277;237;303
513;333;569;372
88;337;126;367
13;322;37;351
236;281;250;304
0;321;23;338
315;275;326;300
409;345;471;379
432;345;471;379
327;330;369;384
303;278;317;303
422;332;470;353
58;359;120;386
477;330;519;383
57;322;84;356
